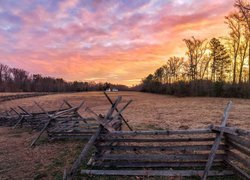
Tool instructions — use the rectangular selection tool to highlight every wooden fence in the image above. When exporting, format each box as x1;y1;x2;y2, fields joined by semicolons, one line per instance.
0;92;51;103
0;99;99;147
65;100;250;180
1;92;249;179
77;126;248;179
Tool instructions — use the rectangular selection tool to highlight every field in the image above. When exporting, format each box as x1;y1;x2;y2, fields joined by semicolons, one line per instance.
0;91;249;179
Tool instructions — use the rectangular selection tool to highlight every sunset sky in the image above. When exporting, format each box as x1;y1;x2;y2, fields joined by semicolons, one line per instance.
0;0;235;86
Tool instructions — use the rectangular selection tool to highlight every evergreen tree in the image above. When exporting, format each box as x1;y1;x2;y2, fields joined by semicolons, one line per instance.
209;38;231;82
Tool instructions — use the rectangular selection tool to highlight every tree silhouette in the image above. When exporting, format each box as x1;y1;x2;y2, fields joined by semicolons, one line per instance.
209;38;231;82
235;0;250;82
183;37;207;80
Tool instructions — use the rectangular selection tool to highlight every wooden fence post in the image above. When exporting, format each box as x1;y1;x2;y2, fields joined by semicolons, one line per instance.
202;101;232;180
104;92;133;131
67;126;103;178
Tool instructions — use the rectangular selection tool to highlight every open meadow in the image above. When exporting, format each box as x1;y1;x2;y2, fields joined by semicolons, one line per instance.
0;91;249;179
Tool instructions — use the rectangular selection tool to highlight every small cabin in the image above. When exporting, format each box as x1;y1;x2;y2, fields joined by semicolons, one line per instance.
105;88;111;92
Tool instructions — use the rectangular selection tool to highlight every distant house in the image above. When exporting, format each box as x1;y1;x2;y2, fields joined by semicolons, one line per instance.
105;88;118;92
105;88;111;92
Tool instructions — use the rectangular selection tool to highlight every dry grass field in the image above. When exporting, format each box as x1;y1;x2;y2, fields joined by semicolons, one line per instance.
0;91;249;179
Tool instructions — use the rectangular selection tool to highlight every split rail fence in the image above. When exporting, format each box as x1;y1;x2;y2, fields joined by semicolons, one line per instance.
0;92;51;103
0;92;132;147
65;100;250;180
0;92;249;179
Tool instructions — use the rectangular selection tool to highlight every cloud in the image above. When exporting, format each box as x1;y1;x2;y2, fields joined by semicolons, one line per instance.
0;0;235;85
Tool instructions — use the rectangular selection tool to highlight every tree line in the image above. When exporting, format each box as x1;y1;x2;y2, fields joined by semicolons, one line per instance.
140;0;250;98
0;63;129;92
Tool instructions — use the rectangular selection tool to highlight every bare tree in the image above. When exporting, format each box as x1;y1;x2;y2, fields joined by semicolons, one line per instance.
166;57;185;82
225;13;242;83
183;37;207;80
235;0;250;82
11;68;29;91
238;27;249;83
199;55;211;80
162;65;170;84
154;67;165;83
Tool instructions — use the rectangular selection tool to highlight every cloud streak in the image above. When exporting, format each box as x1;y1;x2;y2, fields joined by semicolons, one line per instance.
0;0;235;85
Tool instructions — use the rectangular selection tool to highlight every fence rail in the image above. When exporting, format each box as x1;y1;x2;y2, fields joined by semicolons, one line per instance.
0;92;52;103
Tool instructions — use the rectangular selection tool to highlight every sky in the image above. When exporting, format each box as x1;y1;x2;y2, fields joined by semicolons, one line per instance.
0;0;235;86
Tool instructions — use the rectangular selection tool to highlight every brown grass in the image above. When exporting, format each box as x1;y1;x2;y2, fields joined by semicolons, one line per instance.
1;91;249;129
0;91;249;179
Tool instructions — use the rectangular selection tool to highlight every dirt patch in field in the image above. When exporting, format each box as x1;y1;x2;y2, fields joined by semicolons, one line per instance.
0;91;249;179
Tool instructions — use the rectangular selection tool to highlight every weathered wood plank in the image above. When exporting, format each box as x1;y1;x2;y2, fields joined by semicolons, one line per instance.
81;169;234;177
96;145;227;151
211;126;238;136
50;136;91;140
224;159;250;180
55;101;66;114
18;106;33;116
227;140;250;156
68;126;102;178
226;134;250;149
112;100;133;120
30;119;52;147
63;100;88;124
202;101;232;180
12;116;24;129
105;96;122;119
99;137;216;143
49;130;97;134
227;151;250;167
53;106;81;118
106;129;213;136
34;101;51;117
236;128;250;137
220;127;250;137
97;153;225;161
0;93;51;103
10;108;20;116
104;92;133;131
96;161;224;168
